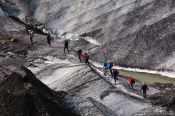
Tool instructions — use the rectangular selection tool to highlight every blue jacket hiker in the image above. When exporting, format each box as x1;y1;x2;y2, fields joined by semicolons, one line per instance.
108;61;113;76
102;61;108;76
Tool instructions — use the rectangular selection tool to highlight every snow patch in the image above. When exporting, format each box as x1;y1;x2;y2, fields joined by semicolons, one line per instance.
44;56;71;64
83;37;101;45
41;65;84;91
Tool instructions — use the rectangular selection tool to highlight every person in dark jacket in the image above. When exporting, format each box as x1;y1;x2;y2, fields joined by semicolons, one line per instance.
64;39;69;52
140;82;149;98
77;48;82;62
108;61;113;76
47;33;52;46
128;77;135;91
113;68;119;83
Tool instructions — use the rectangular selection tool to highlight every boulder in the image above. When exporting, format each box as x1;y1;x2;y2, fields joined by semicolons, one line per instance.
0;66;77;116
149;83;175;112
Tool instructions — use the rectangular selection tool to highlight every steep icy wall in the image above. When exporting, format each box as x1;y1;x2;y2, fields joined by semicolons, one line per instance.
36;0;175;70
0;7;4;16
0;0;37;22
31;0;175;36
1;0;175;71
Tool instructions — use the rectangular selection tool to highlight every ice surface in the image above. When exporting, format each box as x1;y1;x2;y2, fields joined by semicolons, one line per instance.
24;37;169;116
102;93;148;116
41;65;85;91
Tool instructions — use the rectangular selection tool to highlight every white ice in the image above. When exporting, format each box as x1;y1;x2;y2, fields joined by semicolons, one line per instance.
102;93;148;115
91;61;175;78
83;37;101;45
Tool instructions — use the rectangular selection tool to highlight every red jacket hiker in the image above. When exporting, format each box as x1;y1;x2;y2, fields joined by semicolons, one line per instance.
128;77;135;91
128;77;135;84
84;52;89;63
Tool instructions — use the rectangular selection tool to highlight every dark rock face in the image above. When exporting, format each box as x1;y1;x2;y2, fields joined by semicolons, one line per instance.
149;83;175;112
0;0;35;21
0;66;77;116
0;15;25;36
152;83;174;90
149;89;175;112
0;15;29;82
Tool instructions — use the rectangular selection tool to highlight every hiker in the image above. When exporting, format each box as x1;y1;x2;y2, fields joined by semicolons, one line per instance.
64;39;70;52
103;61;108;76
28;30;34;43
108;61;113;76
140;82;149;98
47;33;52;46
84;52;89;63
113;68;119;83
128;77;135;91
77;48;82;62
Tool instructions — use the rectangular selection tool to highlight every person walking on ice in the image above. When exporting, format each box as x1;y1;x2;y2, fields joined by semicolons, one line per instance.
128;77;135;92
28;30;34;44
112;68;119;84
47;33;53;46
108;61;113;76
64;39;70;53
102;61;108;76
140;82;149;98
84;52;89;63
77;48;82;62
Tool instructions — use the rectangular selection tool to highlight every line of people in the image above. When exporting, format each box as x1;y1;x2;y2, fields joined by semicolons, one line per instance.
28;29;89;64
28;29;54;46
62;37;89;64
128;77;149;98
101;61;149;98
101;61;119;82
63;39;89;63
28;29;148;98
77;48;89;63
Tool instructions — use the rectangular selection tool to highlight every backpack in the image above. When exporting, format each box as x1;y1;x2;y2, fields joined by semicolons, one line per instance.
116;69;119;75
113;69;118;74
103;62;108;68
